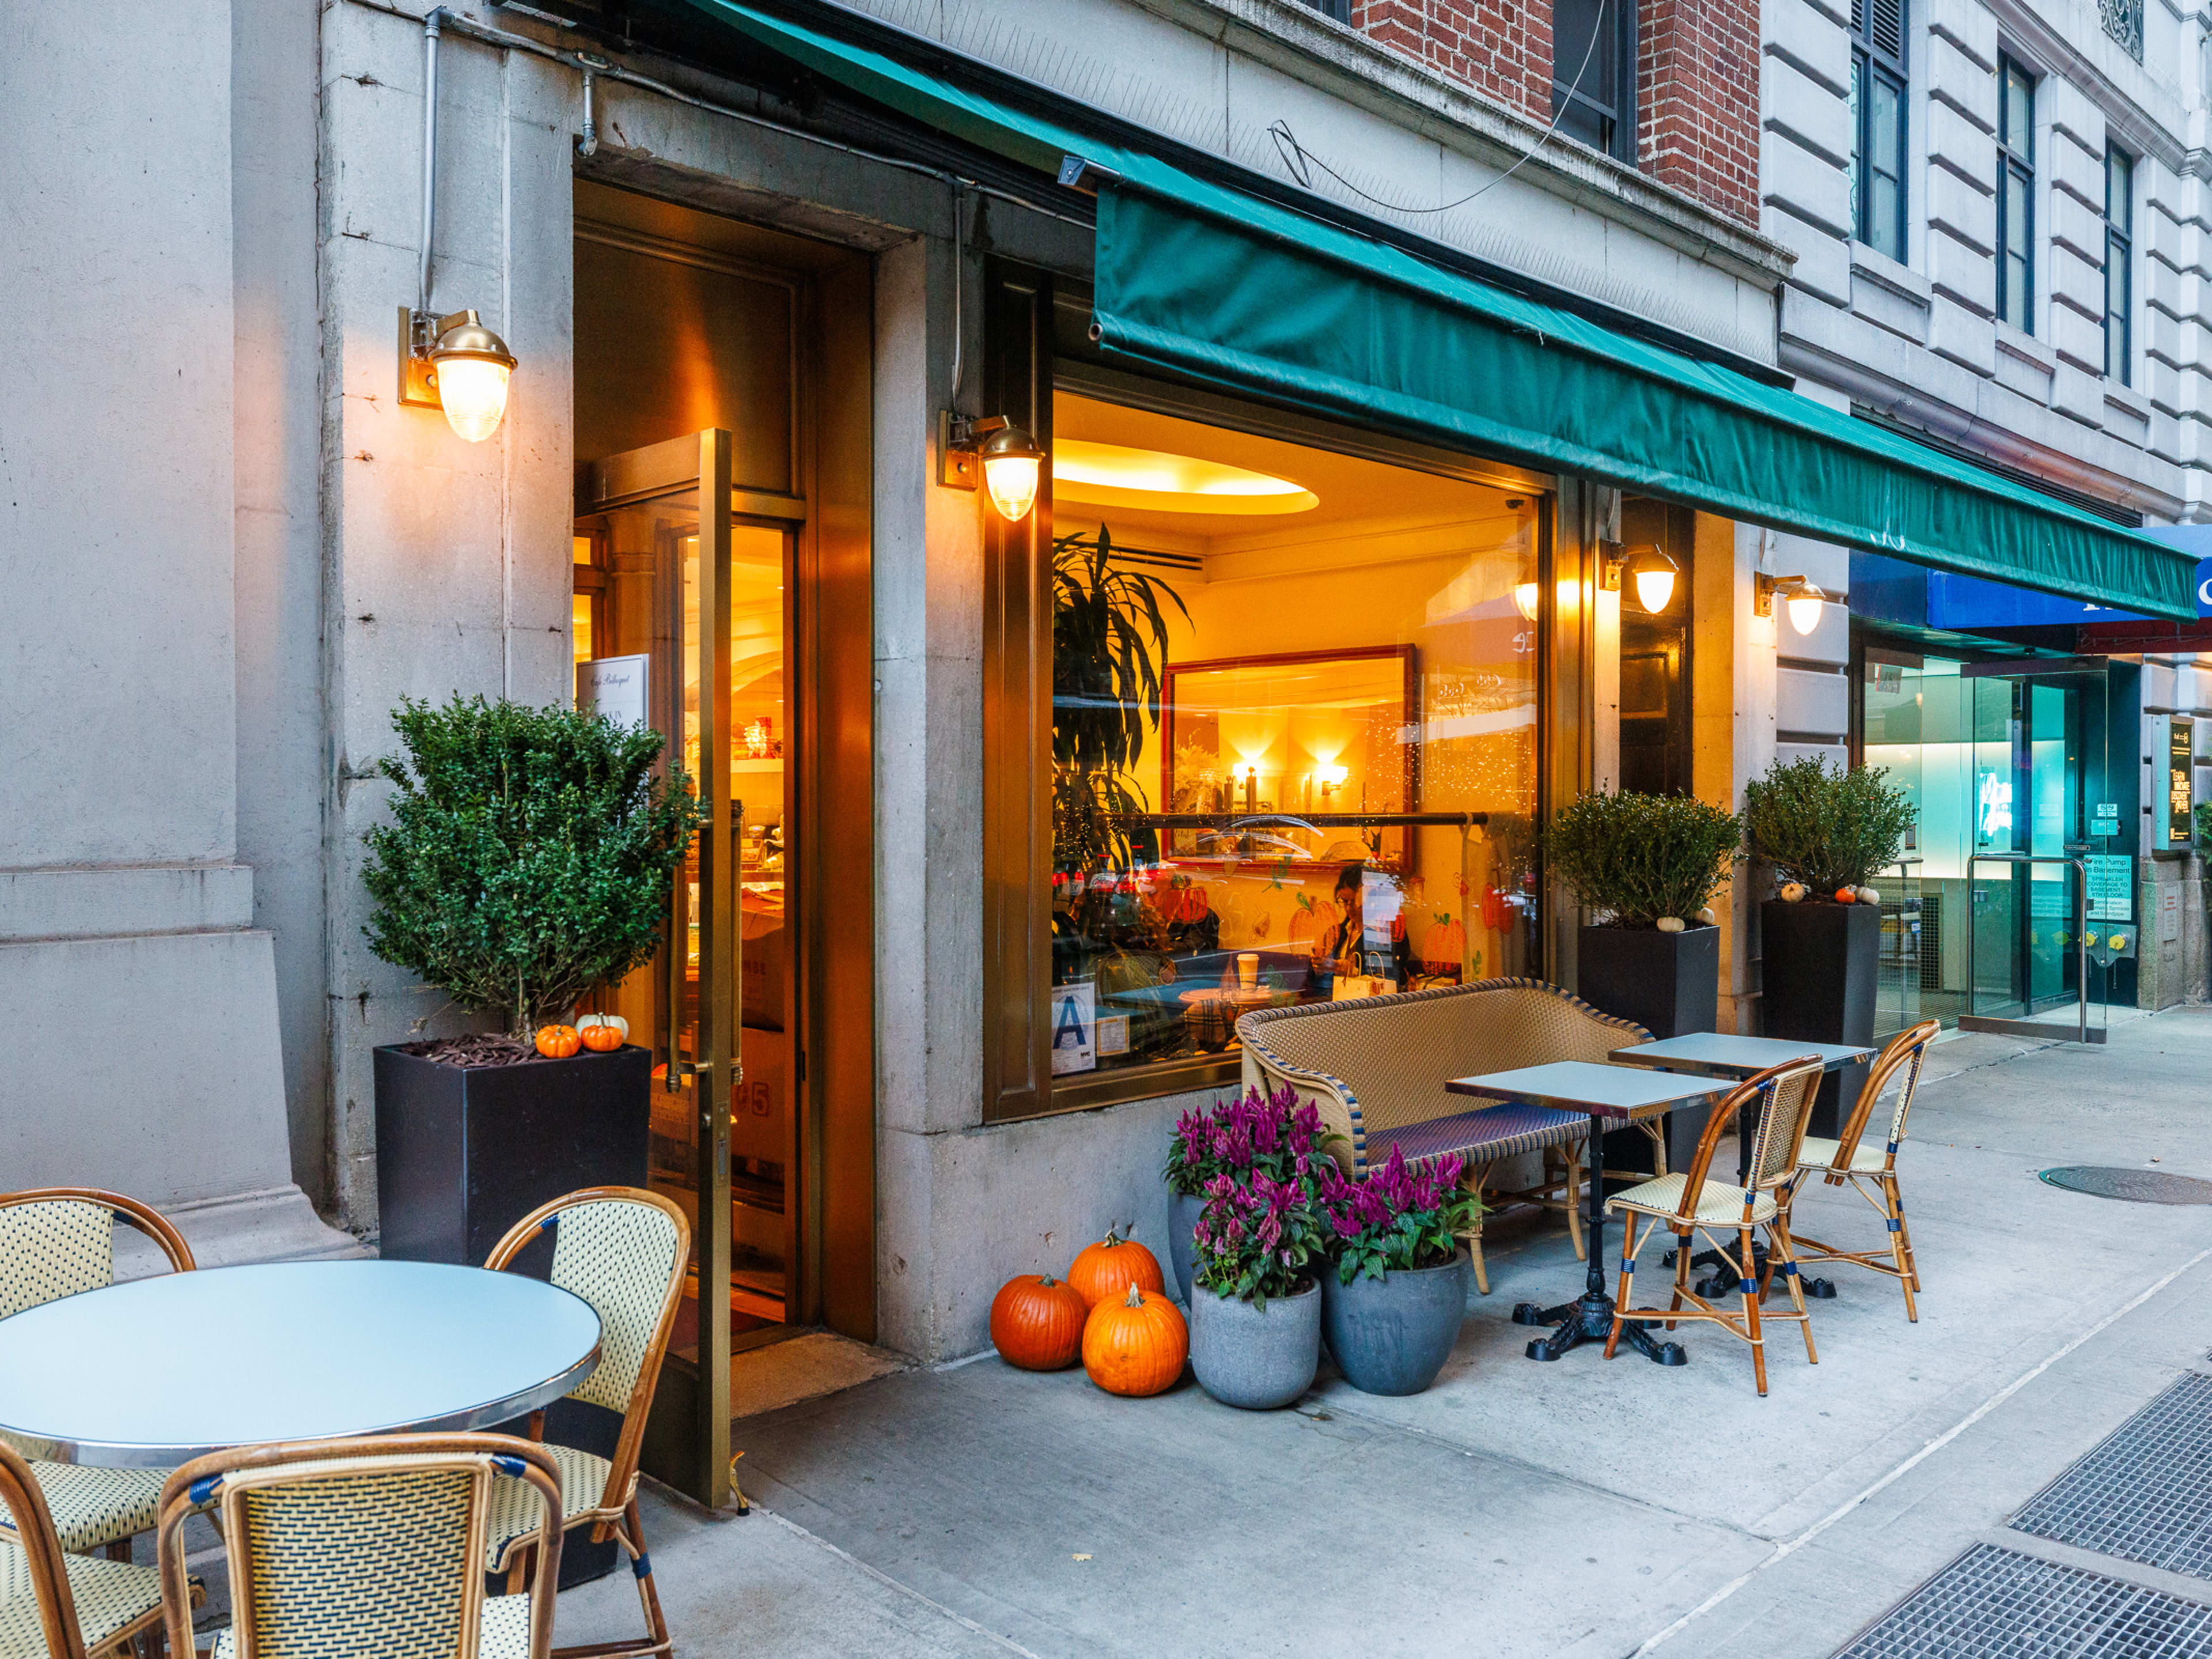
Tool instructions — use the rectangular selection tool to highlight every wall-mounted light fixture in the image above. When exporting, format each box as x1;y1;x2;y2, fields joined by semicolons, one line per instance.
397;9;517;443
1601;542;1680;615
1756;571;1829;637
940;413;1046;522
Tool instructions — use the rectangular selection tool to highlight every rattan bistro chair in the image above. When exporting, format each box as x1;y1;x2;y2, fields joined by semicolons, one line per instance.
1787;1019;1942;1321
480;1188;689;1659
0;1189;195;1562
0;1436;192;1659
1603;1056;1826;1396
155;1435;563;1659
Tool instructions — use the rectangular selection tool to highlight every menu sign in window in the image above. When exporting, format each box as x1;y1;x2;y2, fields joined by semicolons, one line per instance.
2169;718;2195;849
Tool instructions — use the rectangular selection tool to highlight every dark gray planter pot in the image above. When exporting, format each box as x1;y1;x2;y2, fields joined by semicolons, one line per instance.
1319;1247;1471;1396
1760;898;1881;1137
1168;1189;1205;1304
1189;1279;1321;1410
1577;923;1720;1173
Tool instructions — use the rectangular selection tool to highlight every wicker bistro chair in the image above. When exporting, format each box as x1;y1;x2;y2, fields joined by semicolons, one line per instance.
1786;1019;1942;1321
154;1435;563;1659
1238;979;1657;1294
1602;1056;1826;1396
0;1190;195;1563
0;1437;196;1659
479;1188;690;1659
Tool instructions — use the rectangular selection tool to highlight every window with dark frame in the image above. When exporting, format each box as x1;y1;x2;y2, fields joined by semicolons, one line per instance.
1849;0;1909;259
1551;0;1637;165
1295;0;1353;19
2105;143;2134;385
1996;55;2036;335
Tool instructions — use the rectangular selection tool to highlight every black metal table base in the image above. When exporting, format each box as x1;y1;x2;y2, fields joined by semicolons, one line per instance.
1512;1290;1686;1365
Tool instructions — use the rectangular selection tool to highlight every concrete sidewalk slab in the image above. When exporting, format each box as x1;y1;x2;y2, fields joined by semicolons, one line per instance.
547;1009;2212;1658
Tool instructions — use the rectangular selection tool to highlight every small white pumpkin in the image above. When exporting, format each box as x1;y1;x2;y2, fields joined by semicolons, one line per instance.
1656;916;1686;933
1695;907;1717;925
577;1012;630;1039
1778;881;1808;903
1857;886;1881;905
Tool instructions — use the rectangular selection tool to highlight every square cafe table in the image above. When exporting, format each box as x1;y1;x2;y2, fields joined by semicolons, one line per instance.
1448;1061;1733;1365
1608;1032;1875;1296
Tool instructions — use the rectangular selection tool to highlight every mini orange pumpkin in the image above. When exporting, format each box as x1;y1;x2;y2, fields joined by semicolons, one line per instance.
579;1022;623;1052
1067;1226;1165;1311
1082;1282;1187;1397
535;1024;582;1059
1834;887;1858;906
990;1273;1087;1371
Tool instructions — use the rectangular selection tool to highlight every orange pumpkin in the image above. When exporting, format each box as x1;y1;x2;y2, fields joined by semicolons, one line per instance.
579;1022;623;1052
1067;1226;1165;1310
1422;912;1468;975
534;1024;582;1059
1082;1282;1188;1397
990;1273;1087;1371
1834;887;1858;905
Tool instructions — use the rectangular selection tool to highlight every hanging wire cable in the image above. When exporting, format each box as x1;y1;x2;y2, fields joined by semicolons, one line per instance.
1267;0;1612;218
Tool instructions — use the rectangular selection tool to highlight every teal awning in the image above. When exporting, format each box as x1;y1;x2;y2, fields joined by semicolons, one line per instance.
688;0;2199;619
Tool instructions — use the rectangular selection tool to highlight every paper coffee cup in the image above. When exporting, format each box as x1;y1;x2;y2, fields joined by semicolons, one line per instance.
1237;952;1259;988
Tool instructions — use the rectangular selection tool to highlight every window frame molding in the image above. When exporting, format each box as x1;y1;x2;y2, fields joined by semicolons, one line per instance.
1995;53;2037;337
2104;141;2134;387
1849;0;1911;260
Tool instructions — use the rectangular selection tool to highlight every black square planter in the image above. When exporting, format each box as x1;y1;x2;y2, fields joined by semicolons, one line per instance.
1760;899;1881;1137
374;1040;651;1586
1578;923;1721;1173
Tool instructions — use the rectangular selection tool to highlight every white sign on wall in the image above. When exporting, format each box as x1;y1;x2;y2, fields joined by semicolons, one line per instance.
578;654;650;730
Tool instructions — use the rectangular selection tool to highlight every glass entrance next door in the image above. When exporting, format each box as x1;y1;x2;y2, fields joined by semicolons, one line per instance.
1862;652;2130;1044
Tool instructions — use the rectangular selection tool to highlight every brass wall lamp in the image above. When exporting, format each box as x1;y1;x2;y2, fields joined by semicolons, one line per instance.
396;8;517;442
1600;541;1680;614
1755;571;1830;637
941;414;1046;522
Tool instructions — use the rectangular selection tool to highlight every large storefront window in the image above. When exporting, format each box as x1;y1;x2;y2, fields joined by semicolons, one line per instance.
1045;392;1544;1093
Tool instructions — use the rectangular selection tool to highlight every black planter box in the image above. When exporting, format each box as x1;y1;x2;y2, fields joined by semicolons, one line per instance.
1578;923;1722;1173
374;1039;651;1586
1760;899;1881;1137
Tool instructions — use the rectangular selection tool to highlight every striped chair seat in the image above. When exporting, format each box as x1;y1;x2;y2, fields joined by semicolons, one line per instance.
1365;1102;1588;1169
1606;1172;1779;1226
211;1594;535;1659
482;1444;615;1572
0;1537;165;1657
2;1463;165;1556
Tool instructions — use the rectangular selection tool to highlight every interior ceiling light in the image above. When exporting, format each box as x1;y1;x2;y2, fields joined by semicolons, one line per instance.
1052;440;1319;516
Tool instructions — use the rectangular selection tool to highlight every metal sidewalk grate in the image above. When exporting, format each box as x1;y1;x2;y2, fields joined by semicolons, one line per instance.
2037;1167;2212;1204
1832;1544;2212;1657
2012;1374;2212;1580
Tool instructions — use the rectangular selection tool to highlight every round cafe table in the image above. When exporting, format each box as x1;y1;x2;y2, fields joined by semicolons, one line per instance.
0;1260;601;1468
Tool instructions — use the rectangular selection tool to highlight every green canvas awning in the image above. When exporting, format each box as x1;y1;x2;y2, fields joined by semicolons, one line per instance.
689;0;2199;619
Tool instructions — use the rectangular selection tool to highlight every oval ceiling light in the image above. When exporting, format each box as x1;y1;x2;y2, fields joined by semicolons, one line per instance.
1052;440;1319;516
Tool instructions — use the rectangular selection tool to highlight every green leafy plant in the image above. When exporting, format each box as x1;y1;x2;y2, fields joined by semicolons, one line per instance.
1543;791;1741;927
1743;755;1916;895
362;695;701;1036
1052;526;1188;874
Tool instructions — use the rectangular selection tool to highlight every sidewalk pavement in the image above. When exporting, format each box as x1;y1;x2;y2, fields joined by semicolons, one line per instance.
556;1012;2212;1658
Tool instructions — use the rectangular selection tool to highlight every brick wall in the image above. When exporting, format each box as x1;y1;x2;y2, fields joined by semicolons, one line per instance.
1346;0;1760;229
1352;0;1554;124
1637;0;1759;223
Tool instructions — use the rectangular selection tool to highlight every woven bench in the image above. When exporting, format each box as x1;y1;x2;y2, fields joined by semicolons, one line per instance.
1237;978;1653;1294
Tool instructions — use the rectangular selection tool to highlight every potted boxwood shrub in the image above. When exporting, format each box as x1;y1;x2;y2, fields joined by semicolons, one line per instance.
1545;789;1743;1042
1315;1146;1478;1396
1188;1165;1330;1411
364;695;699;1264
1744;755;1915;1134
1162;1082;1337;1303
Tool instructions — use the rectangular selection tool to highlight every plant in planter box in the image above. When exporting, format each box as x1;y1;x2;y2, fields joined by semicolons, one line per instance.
1162;1082;1339;1300
1315;1147;1479;1395
1187;1168;1330;1410
1743;755;1916;902
1744;756;1917;1135
363;695;700;1267
1545;791;1742;1057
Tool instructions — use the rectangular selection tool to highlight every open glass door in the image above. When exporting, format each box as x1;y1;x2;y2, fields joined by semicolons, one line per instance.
574;430;800;1504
